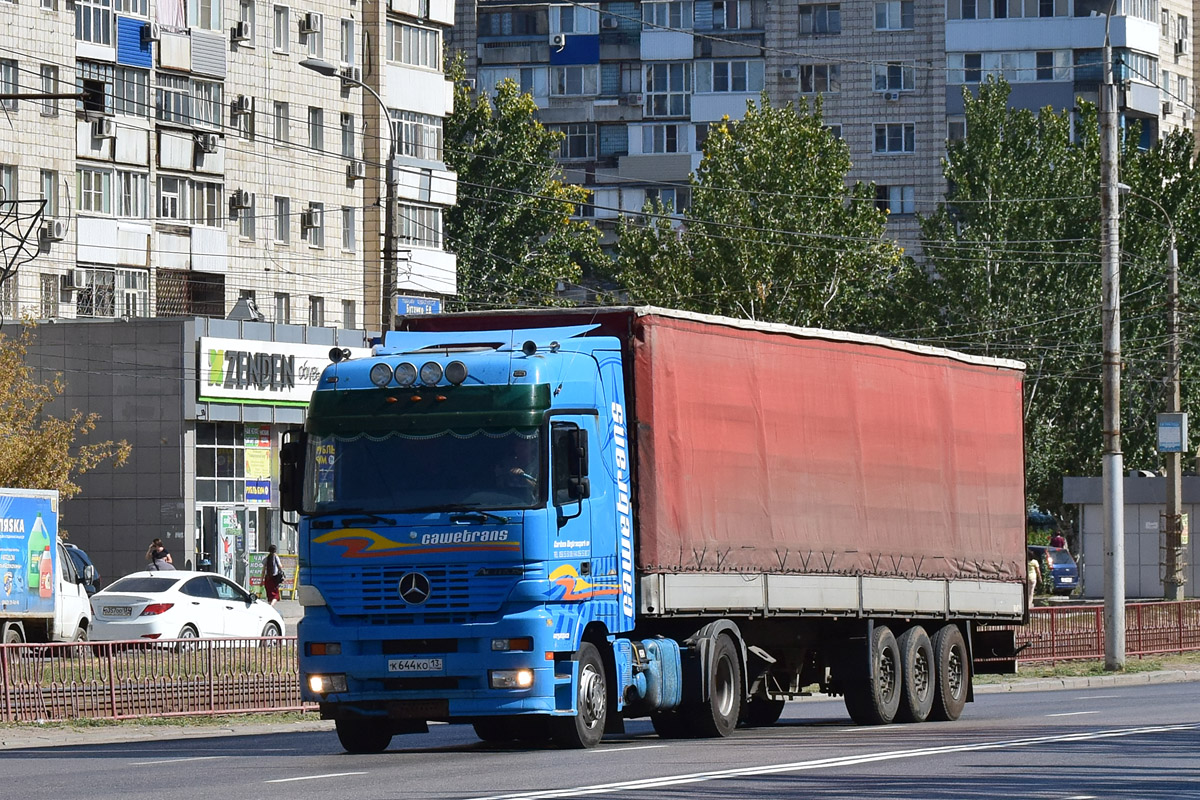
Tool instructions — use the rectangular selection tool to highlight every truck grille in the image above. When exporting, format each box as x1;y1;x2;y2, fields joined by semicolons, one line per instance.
319;564;519;622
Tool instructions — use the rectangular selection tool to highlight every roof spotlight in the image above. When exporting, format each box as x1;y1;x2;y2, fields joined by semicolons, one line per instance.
445;360;468;385
394;362;417;387
419;361;444;386
369;363;394;387
521;340;538;356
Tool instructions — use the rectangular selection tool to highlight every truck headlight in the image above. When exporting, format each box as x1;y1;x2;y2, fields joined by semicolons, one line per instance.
489;669;534;689
307;674;348;694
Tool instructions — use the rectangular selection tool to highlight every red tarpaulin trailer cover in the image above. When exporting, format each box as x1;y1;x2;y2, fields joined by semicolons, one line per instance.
631;313;1026;583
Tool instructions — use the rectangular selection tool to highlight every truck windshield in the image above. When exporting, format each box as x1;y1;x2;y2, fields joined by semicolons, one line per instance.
303;427;543;514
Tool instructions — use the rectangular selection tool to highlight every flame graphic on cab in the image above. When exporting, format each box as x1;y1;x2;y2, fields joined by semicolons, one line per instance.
547;564;620;601
313;528;417;558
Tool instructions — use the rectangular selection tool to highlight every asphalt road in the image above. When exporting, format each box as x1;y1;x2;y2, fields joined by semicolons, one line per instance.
3;683;1198;800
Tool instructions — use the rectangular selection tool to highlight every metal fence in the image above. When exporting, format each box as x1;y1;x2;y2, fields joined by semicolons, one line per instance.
1016;599;1200;665
0;637;309;723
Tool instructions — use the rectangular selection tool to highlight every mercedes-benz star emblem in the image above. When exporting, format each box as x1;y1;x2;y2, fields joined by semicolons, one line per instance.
398;572;432;605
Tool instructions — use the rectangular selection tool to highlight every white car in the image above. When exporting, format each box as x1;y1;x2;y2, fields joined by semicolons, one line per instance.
90;570;285;643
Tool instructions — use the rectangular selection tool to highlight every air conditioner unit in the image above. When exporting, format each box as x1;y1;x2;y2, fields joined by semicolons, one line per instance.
1184;108;1195;123
300;12;322;35
300;207;321;229
340;65;362;88
781;67;797;80
601;16;619;29
622;93;643;106
232;95;253;116
91;117;116;139
347;160;366;180
885;90;900;101
231;189;252;209
59;273;75;293
1162;101;1175;116
550;32;567;48
232;20;252;42
1176;38;1189;56
195;132;220;153
42;219;67;242
141;22;161;43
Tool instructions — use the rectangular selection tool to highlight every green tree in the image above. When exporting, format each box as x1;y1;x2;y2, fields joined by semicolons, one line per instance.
444;62;603;310
0;324;130;498
613;95;922;333
917;79;1200;515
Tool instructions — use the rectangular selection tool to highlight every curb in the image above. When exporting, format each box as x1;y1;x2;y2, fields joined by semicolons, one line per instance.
974;669;1200;693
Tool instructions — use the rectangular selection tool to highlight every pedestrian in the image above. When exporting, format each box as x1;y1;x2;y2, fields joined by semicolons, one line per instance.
1049;532;1066;549
262;544;284;606
146;538;175;571
1026;552;1042;608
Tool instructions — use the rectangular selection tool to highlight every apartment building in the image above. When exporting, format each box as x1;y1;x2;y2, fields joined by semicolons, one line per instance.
0;0;457;329
453;0;1193;253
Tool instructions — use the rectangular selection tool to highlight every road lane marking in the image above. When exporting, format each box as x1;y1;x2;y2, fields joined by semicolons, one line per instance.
129;756;227;766
459;722;1200;800
1046;711;1101;718
265;772;367;784
594;745;668;754
1077;695;1118;700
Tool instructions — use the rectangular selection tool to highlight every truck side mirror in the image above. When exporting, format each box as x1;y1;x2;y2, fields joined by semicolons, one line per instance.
567;428;590;493
567;476;590;501
279;433;307;514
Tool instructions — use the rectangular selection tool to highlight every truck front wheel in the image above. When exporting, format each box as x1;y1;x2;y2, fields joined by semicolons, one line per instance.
336;717;392;754
553;642;607;749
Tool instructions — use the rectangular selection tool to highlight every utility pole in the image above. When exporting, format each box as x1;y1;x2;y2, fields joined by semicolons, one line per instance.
1163;229;1186;600
1099;31;1126;669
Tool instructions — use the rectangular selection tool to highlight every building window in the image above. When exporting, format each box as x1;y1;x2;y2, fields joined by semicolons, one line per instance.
116;267;148;316
642;124;686;153
340;18;356;64
875;0;913;29
195;423;248;503
0;275;17;319
1;165;16;203
308;106;323;151
340;112;354;158
117;170;148;218
76;0;113;45
274;196;289;242
644;62;691;117
273;101;289;143
40;274;58;319
342;299;356;328
874;122;915;153
551;3;599;33
192;80;223;129
114;67;149;117
873;62;915;91
398;204;442;248
875;185;915;215
40;65;58;117
306;17;323;56
391;110;444;160
711;0;749;30
116;0;149;13
1036;51;1054;81
238;0;255;41
825;123;842;139
646;186;690;212
798;3;839;34
77;61;115;115
696;60;764;93
948;119;966;141
239;194;256;239
304;202;324;247
190;0;221;30
386;21;441;70
341;206;355;251
77;167;112;214
76;266;145;318
963;53;982;83
551;123;596;159
551;65;599;96
274;292;290;323
642;0;691;29
40;170;59;217
0;60;16;112
800;64;840;93
192;181;222;226
273;5;288;51
155;73;191;123
157;176;187;220
958;0;976;19
309;296;325;327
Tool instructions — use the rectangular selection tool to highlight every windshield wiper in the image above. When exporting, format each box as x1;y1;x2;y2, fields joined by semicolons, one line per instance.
309;509;397;526
450;510;511;525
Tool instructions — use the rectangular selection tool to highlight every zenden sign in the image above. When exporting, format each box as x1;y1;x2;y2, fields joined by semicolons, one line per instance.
199;337;370;405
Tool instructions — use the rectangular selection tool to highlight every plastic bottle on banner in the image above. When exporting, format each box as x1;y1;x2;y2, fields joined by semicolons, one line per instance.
38;546;52;598
28;512;50;589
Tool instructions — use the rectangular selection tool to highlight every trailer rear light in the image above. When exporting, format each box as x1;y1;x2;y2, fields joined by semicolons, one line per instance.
491;637;533;652
489;669;534;689
419;361;443;386
307;673;348;694
370;363;394;387
139;603;174;616
307;642;342;656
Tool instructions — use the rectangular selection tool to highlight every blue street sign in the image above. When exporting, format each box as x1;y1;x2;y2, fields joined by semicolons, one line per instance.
395;296;442;316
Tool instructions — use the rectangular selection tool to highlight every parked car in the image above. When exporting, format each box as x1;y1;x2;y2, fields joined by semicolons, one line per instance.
1028;545;1079;595
89;570;285;643
62;543;101;595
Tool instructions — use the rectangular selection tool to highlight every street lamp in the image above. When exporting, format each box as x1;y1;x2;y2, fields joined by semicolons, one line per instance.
300;57;397;334
1119;184;1186;600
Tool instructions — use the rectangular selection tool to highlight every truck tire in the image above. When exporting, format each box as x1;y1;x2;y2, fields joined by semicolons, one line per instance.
684;633;743;738
843;624;901;725
930;624;968;722
552;642;607;749
742;697;786;728
336;717;392;753
3;625;22;644
895;626;934;723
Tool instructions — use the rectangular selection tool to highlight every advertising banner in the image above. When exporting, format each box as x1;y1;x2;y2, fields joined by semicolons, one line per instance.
244;423;272;504
248;551;298;599
0;490;58;615
199;337;370;406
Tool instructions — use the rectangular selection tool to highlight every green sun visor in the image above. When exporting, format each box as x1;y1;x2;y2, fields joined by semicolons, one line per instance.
306;384;552;435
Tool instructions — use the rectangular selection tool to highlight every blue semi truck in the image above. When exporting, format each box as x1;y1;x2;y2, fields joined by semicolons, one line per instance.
281;308;1028;752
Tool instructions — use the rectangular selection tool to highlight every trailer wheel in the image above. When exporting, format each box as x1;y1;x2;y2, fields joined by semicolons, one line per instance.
686;633;743;738
896;626;934;723
843;624;901;725
552;642;607;749
930;624;968;721
742;698;786;728
3;625;22;645
336;717;392;754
